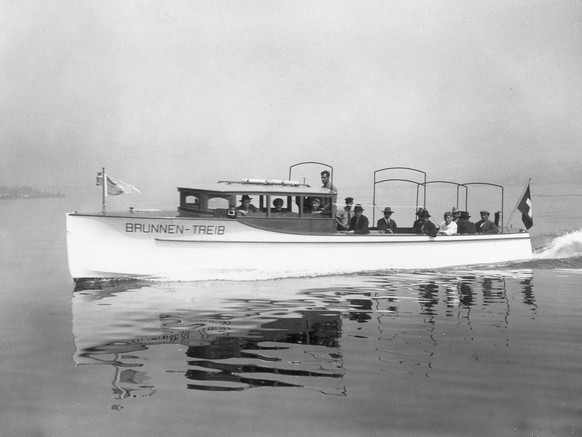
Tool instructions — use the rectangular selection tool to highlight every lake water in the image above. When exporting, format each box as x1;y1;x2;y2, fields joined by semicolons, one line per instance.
1;186;581;437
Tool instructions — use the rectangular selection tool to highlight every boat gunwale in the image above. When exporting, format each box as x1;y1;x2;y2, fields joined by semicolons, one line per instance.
154;232;531;243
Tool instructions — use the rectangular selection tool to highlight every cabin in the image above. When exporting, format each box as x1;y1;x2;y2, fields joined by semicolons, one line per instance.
177;179;338;235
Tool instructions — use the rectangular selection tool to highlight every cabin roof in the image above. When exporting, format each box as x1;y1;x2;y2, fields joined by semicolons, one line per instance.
178;180;336;196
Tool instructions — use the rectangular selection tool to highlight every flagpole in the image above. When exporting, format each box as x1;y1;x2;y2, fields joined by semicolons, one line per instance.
102;167;107;215
506;178;531;226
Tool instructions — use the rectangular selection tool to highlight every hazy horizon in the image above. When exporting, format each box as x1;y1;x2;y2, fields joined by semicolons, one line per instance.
2;1;581;195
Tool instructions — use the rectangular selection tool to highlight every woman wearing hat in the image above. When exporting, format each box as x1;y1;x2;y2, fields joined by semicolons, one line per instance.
271;198;285;213
412;209;438;237
377;207;397;234
348;204;370;234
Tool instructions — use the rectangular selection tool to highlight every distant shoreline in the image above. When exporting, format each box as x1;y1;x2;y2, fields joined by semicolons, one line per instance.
0;186;65;199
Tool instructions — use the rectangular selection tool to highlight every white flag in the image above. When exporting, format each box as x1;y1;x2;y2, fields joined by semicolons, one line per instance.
97;173;140;196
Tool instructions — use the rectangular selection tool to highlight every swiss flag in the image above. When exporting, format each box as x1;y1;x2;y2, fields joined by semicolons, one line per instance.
517;183;533;230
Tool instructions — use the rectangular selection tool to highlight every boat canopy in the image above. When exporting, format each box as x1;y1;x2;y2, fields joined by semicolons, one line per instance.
178;180;334;197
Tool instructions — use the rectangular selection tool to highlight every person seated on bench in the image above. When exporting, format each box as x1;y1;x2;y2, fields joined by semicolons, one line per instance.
348;204;370;234
412;209;438;237
271;198;285;213
438;211;457;235
377;207;397;233
236;195;257;216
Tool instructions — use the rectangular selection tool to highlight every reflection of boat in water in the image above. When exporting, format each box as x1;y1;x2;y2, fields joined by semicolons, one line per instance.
72;271;537;400
72;282;345;395
66;164;533;282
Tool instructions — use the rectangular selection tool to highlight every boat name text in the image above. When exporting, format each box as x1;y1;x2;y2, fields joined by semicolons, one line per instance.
125;223;226;235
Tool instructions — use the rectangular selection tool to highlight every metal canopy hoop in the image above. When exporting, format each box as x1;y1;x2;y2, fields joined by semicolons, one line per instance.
461;182;504;229
289;161;334;189
422;180;468;214
372;167;427;224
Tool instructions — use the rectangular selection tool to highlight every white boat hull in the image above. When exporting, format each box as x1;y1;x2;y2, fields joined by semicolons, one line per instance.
66;213;533;281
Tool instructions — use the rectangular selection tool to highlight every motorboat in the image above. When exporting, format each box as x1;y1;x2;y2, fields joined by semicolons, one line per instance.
66;163;533;282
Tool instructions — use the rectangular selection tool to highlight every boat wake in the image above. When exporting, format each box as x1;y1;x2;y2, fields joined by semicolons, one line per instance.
533;229;582;259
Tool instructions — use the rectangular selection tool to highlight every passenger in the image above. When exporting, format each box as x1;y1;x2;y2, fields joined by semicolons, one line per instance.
271;198;285;213
377;207;397;233
310;197;324;215
320;170;337;213
320;170;338;193
457;211;476;234
348;204;370;234
476;210;500;234
412;207;425;229
236;195;257;216
451;207;460;223
438;211;458;235
412;210;438;237
336;197;354;231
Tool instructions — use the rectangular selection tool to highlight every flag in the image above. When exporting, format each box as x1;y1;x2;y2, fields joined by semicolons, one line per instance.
97;172;140;196
517;183;533;230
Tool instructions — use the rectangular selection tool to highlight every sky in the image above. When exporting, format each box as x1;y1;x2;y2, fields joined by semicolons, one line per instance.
1;0;581;200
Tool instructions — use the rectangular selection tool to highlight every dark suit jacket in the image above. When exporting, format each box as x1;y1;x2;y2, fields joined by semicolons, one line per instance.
412;219;438;237
349;215;370;234
476;219;499;234
457;219;476;234
377;217;397;233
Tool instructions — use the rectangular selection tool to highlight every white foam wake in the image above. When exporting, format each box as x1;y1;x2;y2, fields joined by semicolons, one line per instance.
534;229;582;259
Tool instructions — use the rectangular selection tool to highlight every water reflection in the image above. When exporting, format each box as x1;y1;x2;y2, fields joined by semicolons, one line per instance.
72;270;537;404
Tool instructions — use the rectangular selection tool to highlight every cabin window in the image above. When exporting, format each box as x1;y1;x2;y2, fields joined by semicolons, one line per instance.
184;195;200;208
207;197;230;209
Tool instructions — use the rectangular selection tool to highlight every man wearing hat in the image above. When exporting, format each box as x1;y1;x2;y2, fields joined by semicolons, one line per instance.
476;210;500;234
377;207;397;234
336;197;354;231
457;211;476;234
412;209;438;237
348;204;370;234
451;207;460;223
236;194;257;216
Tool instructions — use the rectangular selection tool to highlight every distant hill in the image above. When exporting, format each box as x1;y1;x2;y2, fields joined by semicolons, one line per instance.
0;185;65;199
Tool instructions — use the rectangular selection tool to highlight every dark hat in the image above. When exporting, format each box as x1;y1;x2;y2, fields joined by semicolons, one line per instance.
273;198;283;206
321;170;330;177
241;195;252;202
383;207;394;214
420;209;431;218
345;197;354;204
460;211;471;219
416;207;425;216
480;210;490;215
354;204;364;212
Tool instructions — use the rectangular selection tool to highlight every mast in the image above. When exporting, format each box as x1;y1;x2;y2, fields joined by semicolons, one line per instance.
101;167;107;214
